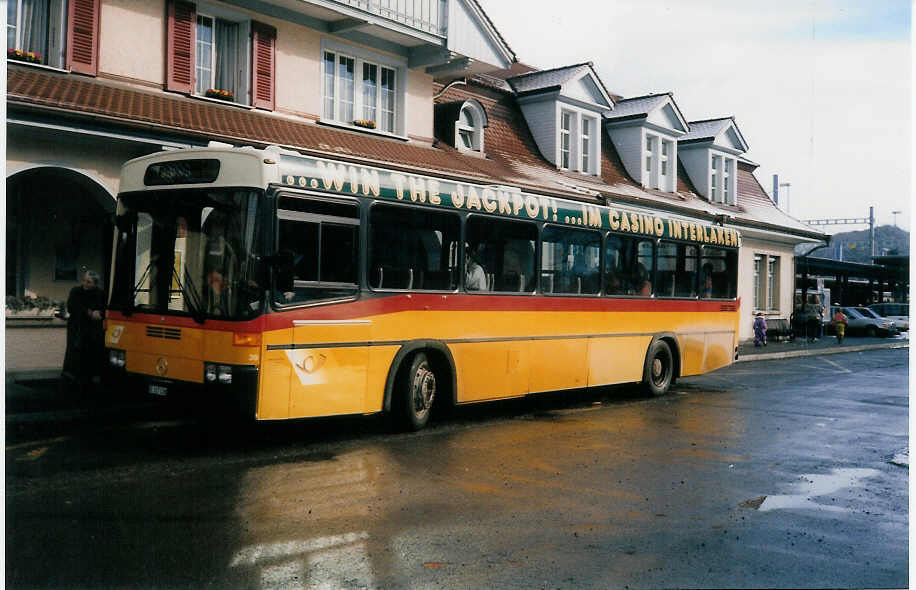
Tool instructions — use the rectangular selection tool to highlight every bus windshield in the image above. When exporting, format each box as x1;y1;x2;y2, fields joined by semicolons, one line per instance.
110;188;264;320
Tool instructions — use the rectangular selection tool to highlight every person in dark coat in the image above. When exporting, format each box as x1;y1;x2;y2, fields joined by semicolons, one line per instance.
63;270;106;392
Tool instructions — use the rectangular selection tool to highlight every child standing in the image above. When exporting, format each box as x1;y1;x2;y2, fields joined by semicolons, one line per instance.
753;313;767;347
833;308;848;344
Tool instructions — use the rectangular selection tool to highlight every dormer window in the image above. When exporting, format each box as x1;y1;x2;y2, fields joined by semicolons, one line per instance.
560;111;572;168
581;118;592;173
709;154;736;205
509;63;612;176
606;94;687;193
678;117;748;205
556;108;598;174
456;101;486;154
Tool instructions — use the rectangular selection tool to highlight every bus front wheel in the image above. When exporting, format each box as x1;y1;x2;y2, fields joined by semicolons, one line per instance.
642;340;674;396
397;352;437;431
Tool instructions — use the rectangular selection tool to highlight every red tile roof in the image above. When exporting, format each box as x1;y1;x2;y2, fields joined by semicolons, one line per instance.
7;64;822;239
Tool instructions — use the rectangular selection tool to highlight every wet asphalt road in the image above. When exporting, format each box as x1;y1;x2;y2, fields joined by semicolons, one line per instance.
6;348;908;589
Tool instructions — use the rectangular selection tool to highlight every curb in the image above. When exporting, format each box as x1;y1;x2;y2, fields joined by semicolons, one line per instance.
736;341;908;362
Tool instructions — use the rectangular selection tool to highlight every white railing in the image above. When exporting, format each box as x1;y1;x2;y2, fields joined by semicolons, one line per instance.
336;0;445;35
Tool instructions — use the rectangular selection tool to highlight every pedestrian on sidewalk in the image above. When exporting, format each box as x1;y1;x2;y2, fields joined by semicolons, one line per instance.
833;308;848;344
62;270;106;394
753;313;767;347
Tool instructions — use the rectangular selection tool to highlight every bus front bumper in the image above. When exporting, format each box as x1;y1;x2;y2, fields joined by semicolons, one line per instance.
105;351;258;418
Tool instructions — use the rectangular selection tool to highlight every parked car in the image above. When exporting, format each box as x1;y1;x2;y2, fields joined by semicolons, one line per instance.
830;306;896;337
868;302;909;332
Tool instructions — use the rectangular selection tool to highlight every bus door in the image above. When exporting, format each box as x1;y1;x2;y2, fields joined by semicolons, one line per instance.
272;193;366;418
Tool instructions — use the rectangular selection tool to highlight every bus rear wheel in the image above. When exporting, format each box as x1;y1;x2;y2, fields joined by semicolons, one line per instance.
642;340;674;396
397;352;437;431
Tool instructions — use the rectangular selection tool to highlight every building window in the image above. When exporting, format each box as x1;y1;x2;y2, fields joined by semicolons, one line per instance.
581;118;591;173
560;111;572;169
753;254;762;310
767;256;779;310
645;135;655;175
660;140;669;177
455;101;485;154
323;48;399;134
194;13;247;103
710;155;720;202
723;157;731;204
7;0;66;68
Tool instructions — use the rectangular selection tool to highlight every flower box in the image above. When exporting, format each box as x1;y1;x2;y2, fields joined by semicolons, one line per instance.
352;119;377;130
7;49;42;64
205;88;234;101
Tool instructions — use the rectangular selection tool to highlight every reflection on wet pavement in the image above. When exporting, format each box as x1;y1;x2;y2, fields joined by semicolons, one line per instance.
754;468;881;513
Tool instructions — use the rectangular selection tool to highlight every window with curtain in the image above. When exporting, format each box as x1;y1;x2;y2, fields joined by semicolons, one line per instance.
195;14;241;102
7;0;66;68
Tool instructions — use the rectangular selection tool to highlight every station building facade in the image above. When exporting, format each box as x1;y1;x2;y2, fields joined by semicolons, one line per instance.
6;0;824;341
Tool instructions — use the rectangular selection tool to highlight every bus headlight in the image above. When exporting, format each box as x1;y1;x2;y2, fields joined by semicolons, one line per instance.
108;349;126;368
205;363;233;384
217;365;233;385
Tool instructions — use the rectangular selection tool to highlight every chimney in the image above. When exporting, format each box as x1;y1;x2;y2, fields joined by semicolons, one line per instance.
772;174;779;206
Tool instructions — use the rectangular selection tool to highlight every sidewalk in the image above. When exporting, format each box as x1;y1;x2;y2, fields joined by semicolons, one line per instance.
736;332;908;362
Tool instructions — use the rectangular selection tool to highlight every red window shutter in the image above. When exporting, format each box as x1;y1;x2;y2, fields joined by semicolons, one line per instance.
67;0;100;75
251;22;276;110
166;0;196;94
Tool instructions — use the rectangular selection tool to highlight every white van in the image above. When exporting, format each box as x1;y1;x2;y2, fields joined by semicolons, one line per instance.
868;302;909;331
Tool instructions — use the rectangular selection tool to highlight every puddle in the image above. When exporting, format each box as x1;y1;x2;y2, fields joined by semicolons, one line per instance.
742;468;880;513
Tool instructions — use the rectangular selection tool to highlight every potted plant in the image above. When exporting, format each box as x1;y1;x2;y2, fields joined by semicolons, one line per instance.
352;119;377;130
205;88;234;101
8;49;42;64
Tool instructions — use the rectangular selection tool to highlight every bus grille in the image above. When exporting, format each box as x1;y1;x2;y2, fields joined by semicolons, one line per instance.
146;326;182;340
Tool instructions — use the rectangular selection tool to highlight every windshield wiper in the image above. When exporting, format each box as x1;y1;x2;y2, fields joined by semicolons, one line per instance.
122;261;152;317
170;263;206;324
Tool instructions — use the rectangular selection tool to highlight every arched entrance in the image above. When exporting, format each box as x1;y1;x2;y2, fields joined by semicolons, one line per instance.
6;167;116;302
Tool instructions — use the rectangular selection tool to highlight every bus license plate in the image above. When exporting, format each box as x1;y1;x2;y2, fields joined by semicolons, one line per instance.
149;384;168;397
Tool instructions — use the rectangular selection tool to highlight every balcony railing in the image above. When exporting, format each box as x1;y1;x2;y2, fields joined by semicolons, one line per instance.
336;0;445;36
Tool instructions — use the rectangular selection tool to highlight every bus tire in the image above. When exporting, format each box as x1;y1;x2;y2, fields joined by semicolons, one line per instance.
642;339;674;397
397;352;437;431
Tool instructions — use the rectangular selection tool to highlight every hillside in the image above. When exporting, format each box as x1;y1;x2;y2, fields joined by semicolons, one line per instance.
796;225;909;263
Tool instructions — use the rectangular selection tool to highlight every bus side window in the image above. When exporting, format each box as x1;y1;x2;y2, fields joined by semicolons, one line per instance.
604;234;653;296
700;246;738;299
466;216;536;293
656;241;698;298
274;197;359;304
369;204;460;291
541;226;600;295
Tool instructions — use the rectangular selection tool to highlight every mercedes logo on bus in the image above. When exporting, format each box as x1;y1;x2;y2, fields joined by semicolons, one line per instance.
155;357;169;376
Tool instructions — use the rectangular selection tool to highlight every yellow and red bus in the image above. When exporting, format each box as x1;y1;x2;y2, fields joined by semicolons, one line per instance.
105;146;741;430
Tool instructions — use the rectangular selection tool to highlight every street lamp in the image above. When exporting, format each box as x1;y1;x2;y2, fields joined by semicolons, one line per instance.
779;182;791;215
892;210;901;227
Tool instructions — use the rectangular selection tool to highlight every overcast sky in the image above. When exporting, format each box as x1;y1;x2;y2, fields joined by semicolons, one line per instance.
478;0;911;233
